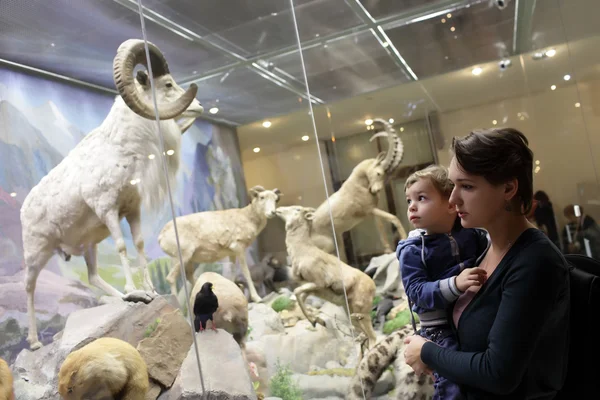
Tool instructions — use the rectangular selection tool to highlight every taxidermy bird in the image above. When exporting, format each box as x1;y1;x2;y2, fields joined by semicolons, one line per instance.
193;282;219;332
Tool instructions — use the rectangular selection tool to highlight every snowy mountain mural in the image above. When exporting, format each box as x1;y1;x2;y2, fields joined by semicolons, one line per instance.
0;66;251;361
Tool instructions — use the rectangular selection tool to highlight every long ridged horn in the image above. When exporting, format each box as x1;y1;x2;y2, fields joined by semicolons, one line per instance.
113;39;198;120
369;118;404;173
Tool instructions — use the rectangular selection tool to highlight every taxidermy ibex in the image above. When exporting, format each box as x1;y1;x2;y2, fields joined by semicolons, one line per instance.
20;39;204;350
310;119;408;254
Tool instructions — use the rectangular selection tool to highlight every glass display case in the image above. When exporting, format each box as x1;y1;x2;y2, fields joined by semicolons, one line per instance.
1;0;599;399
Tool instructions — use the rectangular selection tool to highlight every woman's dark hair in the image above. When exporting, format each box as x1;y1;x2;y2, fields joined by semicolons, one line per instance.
451;128;534;214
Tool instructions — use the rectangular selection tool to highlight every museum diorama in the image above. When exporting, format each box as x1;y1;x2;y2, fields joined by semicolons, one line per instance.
1;0;600;399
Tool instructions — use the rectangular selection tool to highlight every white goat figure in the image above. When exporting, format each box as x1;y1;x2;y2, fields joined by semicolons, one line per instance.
158;186;281;303
310;119;408;254
275;205;378;350
20;39;204;350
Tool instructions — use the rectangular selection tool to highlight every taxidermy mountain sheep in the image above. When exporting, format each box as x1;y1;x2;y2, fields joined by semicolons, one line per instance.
20;38;204;350
159;186;281;303
276;205;378;352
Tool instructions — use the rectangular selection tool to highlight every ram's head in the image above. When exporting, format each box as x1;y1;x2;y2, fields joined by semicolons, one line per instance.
113;39;203;121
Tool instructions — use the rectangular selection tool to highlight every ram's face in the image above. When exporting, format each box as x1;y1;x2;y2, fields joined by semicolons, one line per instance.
135;71;203;118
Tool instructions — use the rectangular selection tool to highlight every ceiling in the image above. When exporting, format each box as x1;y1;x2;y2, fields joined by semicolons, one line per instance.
1;0;598;129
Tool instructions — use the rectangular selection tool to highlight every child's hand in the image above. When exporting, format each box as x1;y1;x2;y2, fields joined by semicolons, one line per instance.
455;267;487;292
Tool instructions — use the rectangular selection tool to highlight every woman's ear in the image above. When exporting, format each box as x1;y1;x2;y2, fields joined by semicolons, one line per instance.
504;178;519;201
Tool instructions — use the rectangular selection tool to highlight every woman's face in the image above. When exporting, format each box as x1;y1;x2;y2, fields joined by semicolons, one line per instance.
448;157;507;229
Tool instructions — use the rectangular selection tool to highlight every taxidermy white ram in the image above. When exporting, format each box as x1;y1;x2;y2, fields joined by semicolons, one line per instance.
20;39;204;350
310;119;408;254
158;186;281;303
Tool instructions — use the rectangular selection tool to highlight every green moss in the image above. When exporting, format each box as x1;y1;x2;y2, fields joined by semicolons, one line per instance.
271;296;296;312
383;309;419;335
307;367;355;377
144;318;161;338
269;360;302;400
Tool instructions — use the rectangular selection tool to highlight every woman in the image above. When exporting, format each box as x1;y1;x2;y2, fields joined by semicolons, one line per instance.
404;128;570;399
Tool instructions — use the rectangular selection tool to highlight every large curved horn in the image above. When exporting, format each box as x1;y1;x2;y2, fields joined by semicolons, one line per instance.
113;39;198;120
177;117;196;135
369;118;404;173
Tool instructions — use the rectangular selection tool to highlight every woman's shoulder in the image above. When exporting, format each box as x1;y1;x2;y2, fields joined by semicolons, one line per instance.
510;228;568;272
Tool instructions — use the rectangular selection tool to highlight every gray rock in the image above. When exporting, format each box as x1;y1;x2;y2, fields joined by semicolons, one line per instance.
247;304;285;339
158;330;256;400
259;320;355;375
292;373;350;398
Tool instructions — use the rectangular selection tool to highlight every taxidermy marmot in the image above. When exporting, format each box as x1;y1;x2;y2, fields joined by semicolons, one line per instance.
0;358;14;400
58;337;149;400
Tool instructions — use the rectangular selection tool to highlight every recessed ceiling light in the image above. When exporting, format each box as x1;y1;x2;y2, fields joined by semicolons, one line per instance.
262;121;272;128
253;147;261;153
166;149;175;156
400;127;404;132
50;43;55;47
301;135;309;141
551;85;557;90
10;192;16;197
389;118;394;123
575;102;581;108
545;49;556;57
450;26;456;32
441;18;446;23
447;13;452;18
209;107;219;114
148;154;155;160
365;119;373;125
472;67;483;76
563;74;571;81
492;120;498;125
535;160;540;165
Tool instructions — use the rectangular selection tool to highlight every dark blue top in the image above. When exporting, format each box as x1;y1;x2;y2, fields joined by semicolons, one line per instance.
396;220;489;326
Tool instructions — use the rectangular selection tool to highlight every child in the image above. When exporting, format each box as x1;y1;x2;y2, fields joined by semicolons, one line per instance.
396;165;489;400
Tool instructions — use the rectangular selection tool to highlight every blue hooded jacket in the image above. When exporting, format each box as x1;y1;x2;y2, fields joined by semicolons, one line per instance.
396;220;489;327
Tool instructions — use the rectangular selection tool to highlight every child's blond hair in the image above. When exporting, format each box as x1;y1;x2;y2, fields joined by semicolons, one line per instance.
404;164;454;198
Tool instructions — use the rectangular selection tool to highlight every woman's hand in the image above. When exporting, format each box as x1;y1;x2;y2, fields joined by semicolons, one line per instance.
404;335;434;377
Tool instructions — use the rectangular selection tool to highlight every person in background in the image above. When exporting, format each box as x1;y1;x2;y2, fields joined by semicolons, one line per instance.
562;204;600;259
403;128;570;400
532;191;561;250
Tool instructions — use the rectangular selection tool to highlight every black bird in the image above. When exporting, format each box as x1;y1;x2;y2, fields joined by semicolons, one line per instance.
193;282;219;332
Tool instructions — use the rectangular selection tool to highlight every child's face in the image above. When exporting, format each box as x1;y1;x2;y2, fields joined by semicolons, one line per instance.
406;178;455;232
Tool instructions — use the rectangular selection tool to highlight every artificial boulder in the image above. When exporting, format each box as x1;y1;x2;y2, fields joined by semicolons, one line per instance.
159;329;257;400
